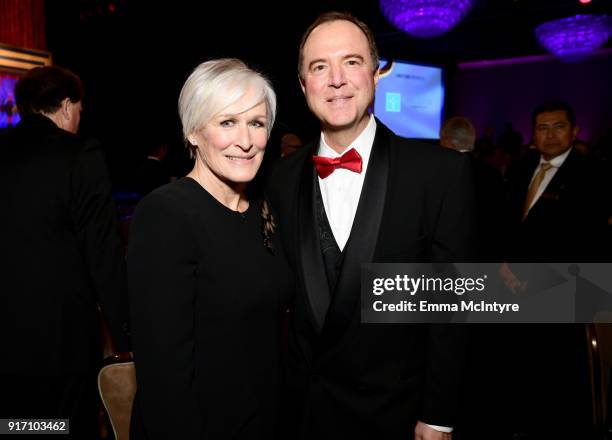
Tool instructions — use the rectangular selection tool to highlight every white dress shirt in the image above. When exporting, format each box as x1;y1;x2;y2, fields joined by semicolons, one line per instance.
525;147;572;213
317;115;376;251
316;115;452;434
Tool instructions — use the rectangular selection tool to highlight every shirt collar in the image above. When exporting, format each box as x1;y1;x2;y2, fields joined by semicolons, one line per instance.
317;114;377;163
539;146;572;168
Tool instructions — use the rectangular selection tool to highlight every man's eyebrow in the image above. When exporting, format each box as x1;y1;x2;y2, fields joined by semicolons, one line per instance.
537;121;566;126
307;54;366;69
343;54;365;61
308;58;327;70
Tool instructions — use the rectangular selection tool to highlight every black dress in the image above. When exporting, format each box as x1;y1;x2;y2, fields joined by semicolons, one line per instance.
128;177;293;439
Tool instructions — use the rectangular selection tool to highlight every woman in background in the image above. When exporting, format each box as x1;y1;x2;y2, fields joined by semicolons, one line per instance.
128;58;293;439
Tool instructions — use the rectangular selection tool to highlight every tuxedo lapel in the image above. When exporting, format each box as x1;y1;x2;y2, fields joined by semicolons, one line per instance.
320;122;390;350
297;146;332;333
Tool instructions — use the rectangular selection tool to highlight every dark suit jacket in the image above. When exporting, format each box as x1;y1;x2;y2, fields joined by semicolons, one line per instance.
494;147;610;437
267;120;474;439
0;115;130;376
505;147;609;261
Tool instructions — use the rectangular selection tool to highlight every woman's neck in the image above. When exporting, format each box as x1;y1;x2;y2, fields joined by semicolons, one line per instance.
187;162;248;212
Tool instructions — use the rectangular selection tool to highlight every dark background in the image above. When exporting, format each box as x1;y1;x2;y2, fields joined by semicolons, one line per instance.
44;0;612;186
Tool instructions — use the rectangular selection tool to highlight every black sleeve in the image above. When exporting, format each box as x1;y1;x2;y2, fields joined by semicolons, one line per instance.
71;139;130;352
422;153;473;426
431;153;476;262
127;191;202;439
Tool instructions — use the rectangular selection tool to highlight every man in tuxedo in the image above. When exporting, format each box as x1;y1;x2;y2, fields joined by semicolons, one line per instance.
268;12;474;440
0;66;130;438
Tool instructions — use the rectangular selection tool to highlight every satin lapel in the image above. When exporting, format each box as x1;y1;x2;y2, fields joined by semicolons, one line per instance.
320;122;390;350
297;148;332;333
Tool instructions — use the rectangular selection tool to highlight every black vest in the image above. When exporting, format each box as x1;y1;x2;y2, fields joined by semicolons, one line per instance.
314;180;344;293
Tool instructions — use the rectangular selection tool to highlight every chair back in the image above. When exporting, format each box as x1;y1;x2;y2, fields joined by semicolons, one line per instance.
98;361;137;440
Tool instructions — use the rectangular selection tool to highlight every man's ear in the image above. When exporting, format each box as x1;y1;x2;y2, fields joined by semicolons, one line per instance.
373;68;380;87
50;98;73;131
298;74;306;95
61;98;72;120
572;125;580;140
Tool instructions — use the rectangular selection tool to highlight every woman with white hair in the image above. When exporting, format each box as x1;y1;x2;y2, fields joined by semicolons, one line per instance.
128;59;293;439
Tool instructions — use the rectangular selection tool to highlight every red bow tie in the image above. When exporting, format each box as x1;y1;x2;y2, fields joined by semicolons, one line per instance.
312;148;363;179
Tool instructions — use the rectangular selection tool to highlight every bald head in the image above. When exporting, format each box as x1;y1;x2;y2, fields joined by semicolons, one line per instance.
440;116;476;152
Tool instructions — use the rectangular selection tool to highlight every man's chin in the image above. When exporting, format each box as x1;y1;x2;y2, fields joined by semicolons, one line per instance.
322;115;370;133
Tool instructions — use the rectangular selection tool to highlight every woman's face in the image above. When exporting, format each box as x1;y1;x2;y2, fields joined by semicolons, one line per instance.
191;88;268;185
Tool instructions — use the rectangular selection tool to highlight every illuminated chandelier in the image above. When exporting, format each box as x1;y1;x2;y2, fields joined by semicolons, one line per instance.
535;14;611;61
379;0;474;38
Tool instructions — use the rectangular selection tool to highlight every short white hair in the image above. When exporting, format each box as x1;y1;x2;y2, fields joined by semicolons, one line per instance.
178;58;277;153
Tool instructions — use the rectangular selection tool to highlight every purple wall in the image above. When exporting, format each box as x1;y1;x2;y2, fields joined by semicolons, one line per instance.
450;49;612;144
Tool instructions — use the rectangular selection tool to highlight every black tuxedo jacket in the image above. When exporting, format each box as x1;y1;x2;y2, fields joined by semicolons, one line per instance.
0;115;130;376
268;120;474;439
505;147;609;261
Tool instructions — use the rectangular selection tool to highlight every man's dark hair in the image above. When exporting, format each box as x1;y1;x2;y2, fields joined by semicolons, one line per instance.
298;11;379;79
532;101;576;128
15;66;83;117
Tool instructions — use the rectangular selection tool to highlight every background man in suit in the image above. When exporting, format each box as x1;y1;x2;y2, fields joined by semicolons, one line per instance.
439;116;508;439
440;116;477;154
268;12;474;440
440;116;505;260
498;101;610;439
506;100;608;261
0;66;130;438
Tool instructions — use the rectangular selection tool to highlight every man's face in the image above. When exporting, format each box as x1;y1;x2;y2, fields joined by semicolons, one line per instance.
533;110;578;160
300;20;378;139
